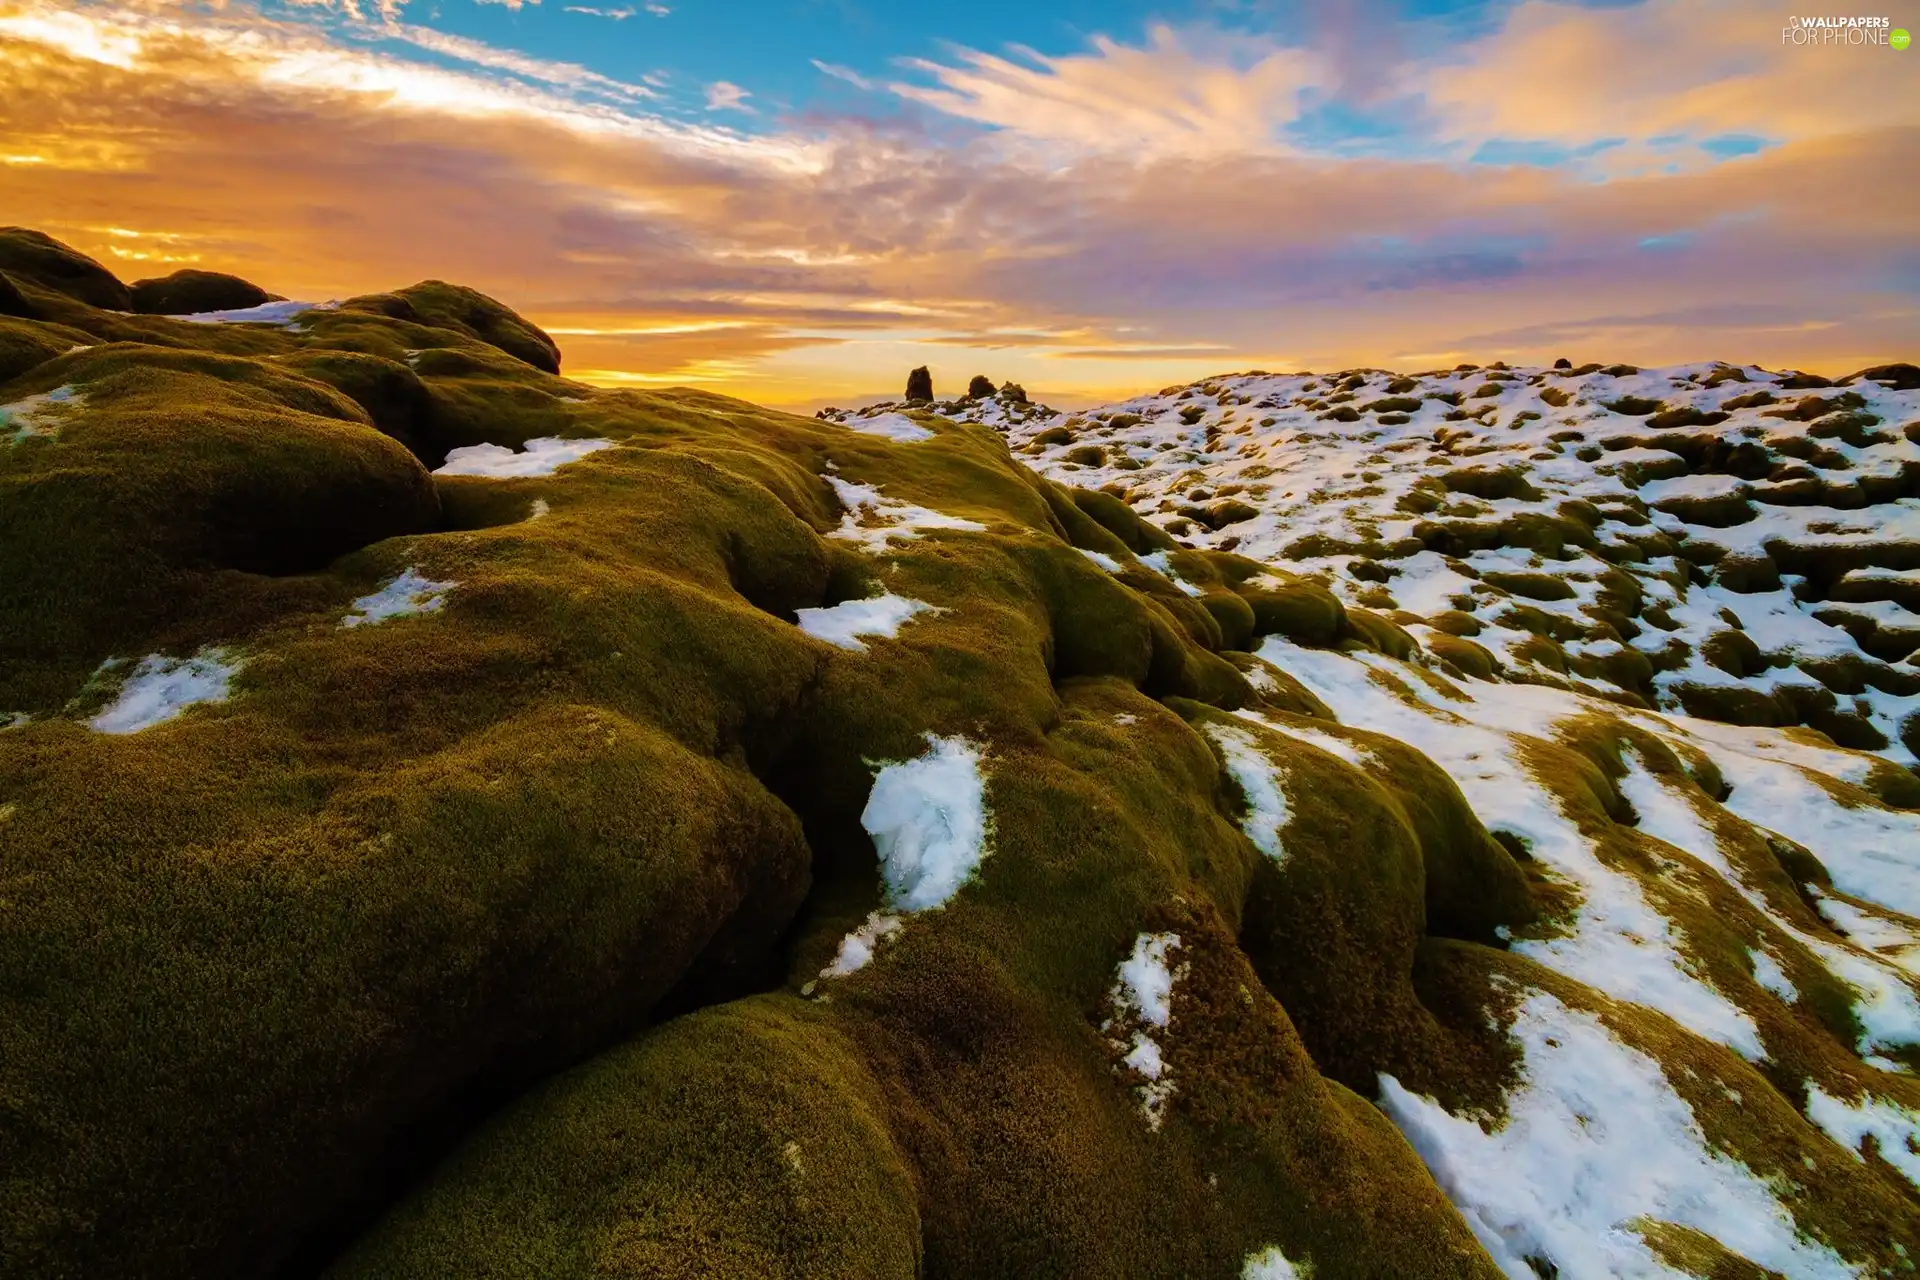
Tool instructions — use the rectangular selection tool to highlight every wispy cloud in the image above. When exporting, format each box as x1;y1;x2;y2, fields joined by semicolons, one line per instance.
382;23;655;99
704;80;751;112
891;24;1322;155
0;0;1910;408
563;6;636;19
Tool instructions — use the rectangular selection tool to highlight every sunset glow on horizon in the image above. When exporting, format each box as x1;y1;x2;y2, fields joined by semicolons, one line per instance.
3;0;1914;410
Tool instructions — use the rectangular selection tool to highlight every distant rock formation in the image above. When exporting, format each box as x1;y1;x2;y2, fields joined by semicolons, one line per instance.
131;269;275;316
905;366;933;401
966;374;994;399
1552;357;1572;369
0;226;132;310
999;380;1028;404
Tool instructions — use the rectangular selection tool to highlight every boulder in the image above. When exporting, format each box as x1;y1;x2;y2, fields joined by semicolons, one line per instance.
0;227;131;310
905;366;933;401
130;269;274;316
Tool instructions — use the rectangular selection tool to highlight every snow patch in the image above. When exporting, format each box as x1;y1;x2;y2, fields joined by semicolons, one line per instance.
795;594;941;650
826;475;986;554
843;411;935;442
1139;549;1204;596
820;911;904;978
1805;1084;1920;1190
1;384;79;443
1103;932;1186;1130
1205;722;1289;861
1264;640;1764;1060
89;649;241;734
1714;751;1920;920
1078;548;1123;572
341;568;457;628
433;437;615;478
1750;948;1799;1003
1379;989;1857;1280
1241;1246;1311;1280
176;299;337;326
861;734;991;912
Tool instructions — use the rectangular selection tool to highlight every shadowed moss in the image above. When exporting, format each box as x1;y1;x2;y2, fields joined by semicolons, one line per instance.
130;269;274;316
0;227;131;310
329;999;923;1280
341;281;561;374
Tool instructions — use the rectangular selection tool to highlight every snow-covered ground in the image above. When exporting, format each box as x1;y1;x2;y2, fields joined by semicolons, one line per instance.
828;361;1920;1277
829;363;1920;764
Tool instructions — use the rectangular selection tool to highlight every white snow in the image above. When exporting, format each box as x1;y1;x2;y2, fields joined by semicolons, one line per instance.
1104;931;1186;1130
1259;717;1374;767
1614;746;1734;879
341;568;457;628
1813;893;1920;975
1078;548;1123;572
860;734;991;912
433;437;615;477
842;411;935;442
1241;1246;1311;1280
89;649;241;734
794;593;940;651
1805;1084;1920;1189
1;384;79;442
1712;751;1920;920
1750;948;1799;1003
1379;988;1857;1280
825;475;987;554
175;299;336;326
528;497;550;520
1205;722;1289;861
1139;550;1205;596
837;361;1920;768
819;911;904;978
1262;639;1765;1061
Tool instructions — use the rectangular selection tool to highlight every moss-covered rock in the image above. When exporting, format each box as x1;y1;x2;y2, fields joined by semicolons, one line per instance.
129;269;275;316
0;227;131;310
342;281;561;374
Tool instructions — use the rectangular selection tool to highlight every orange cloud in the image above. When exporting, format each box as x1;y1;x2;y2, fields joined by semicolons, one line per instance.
0;0;1911;410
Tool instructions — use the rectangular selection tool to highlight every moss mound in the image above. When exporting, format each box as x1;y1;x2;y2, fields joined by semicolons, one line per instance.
342;280;561;374
11;237;1916;1279
130;268;275;315
0;227;131;310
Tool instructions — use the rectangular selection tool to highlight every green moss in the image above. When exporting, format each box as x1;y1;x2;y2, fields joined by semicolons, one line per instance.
1071;488;1176;553
330;999;922;1279
130;269;273;316
1343;608;1419;660
1605;396;1664;416
0;227;131;310
1235;576;1346;646
0;316;89;384
1645;406;1730;431
276;349;440;464
342;282;562;374
1427;633;1498;680
1479;570;1576;602
1;347;441;707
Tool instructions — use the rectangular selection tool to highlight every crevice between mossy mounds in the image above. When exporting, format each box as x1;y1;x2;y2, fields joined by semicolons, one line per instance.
278;707;833;1280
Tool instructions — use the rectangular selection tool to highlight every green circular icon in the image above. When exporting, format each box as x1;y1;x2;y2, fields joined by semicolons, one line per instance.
1893;27;1912;49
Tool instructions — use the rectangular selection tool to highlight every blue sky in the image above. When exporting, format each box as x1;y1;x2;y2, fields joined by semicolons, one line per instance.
5;0;1914;405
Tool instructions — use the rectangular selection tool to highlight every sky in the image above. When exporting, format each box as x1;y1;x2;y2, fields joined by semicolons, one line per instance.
1;0;1915;410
